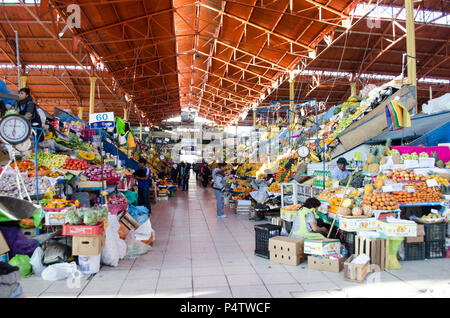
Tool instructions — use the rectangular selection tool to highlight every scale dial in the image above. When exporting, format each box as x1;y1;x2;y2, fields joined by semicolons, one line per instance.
297;146;310;158
0;115;31;145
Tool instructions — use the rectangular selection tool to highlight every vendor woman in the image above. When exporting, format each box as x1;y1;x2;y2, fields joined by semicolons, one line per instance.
331;157;350;181
289;198;329;239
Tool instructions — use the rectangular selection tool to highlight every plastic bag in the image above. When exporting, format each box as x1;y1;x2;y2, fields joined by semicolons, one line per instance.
64;206;82;225
125;232;151;256
29;246;46;276
41;262;78;281
134;219;154;242
8;254;31;277
128;205;149;225
101;215;120;267
43;242;70;265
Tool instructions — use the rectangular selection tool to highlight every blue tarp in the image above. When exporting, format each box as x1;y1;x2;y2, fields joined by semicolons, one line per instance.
408;122;450;146
0;80;15;106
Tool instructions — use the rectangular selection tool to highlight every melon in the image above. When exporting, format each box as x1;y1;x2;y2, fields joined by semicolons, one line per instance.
362;206;373;217
338;207;352;216
352;207;363;216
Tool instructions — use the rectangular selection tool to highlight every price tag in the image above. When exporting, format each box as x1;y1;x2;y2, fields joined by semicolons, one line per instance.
406;187;415;193
382;185;393;192
426;179;439;187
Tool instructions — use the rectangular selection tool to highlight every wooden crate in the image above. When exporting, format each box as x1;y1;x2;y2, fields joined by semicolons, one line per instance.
344;255;372;283
355;236;389;271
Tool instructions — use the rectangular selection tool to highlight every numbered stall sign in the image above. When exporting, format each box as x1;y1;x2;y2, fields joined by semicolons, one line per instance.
89;112;115;129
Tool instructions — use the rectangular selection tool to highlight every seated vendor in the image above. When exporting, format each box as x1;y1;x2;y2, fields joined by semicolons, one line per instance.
331;157;350;181
289;198;329;239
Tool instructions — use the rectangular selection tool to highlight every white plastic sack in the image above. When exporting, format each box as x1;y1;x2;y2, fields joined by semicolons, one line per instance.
134;219;154;241
101;214;121;267
41;262;78;281
29;247;46;276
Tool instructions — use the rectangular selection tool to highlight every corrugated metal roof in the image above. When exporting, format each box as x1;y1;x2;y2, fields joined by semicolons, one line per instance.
366;110;450;143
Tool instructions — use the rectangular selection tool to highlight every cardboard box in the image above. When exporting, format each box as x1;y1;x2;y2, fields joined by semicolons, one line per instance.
339;217;377;231
280;208;297;222
270;251;303;266
376;220;417;237
72;232;106;256
406;236;424;243
416;224;425;236
269;236;304;256
0;231;9;255
344;254;371;283
45;211;66;225
20;228;37;240
304;238;341;256
308;255;345;272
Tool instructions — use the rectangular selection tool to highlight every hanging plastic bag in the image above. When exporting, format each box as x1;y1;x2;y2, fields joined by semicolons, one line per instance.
41;262;78;281
8;254;31;277
125;232;151;256
29;246;46;276
101;215;120;267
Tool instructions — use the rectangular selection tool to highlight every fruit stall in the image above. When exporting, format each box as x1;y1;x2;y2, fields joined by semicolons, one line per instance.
0;109;157;279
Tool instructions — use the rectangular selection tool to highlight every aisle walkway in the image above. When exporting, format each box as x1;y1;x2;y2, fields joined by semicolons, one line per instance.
21;176;450;298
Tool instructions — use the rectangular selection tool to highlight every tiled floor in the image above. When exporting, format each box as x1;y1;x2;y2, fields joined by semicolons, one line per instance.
21;176;450;298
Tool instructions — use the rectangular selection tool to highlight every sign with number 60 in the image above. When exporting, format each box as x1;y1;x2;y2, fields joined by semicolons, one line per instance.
89;112;115;128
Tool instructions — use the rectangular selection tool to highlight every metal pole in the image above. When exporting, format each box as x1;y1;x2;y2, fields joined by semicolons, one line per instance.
15;30;21;89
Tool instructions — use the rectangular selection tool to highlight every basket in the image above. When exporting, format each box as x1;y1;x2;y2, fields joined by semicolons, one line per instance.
425;240;446;259
424;222;447;242
404;242;425;261
254;224;282;259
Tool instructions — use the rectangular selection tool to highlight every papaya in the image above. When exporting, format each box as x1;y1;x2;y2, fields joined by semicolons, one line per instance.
78;151;95;161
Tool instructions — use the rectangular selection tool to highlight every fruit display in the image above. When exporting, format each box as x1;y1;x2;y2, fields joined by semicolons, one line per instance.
29;152;68;169
83;165;120;181
348;189;361;199
268;182;281;193
385;169;426;183
43;198;81;210
77;151;95;161
364;184;373;196
282;204;302;211
27;167;51;177
351;206;363;216
11;160;35;172
426;175;449;186
47;171;64;178
317;190;334;201
360;191;399;211
413;182;441;202
418;212;445;223
62;157;90;170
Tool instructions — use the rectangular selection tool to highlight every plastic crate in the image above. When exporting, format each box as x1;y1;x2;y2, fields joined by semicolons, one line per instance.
254;224;282;259
424;223;447;242
404;242;425;261
343;231;356;255
425;240;446;259
62;222;104;236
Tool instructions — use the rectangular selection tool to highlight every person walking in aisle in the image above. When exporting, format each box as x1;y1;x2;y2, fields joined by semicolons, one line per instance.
212;163;227;218
171;163;178;184
179;162;185;187
182;163;190;191
201;162;211;187
134;158;152;214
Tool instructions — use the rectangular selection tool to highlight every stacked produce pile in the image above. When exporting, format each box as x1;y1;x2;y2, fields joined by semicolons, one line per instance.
0;175;53;198
268;182;281;193
393;183;442;203
83;165;121;182
43;199;81;210
360;191;400;211
62;158;89;170
65;206;108;226
29;152;68;169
